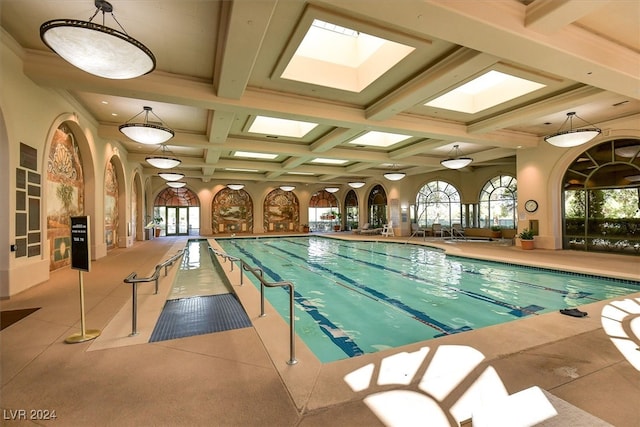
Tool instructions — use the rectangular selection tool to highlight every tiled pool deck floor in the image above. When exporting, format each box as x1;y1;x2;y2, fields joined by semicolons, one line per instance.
1;233;638;426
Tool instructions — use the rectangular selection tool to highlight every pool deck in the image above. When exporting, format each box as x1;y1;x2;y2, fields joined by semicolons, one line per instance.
1;233;638;426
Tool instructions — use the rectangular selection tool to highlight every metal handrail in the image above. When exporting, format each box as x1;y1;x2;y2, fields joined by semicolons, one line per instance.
210;247;297;365
123;250;184;336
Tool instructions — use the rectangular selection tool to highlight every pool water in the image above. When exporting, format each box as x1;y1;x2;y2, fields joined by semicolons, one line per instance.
216;236;639;363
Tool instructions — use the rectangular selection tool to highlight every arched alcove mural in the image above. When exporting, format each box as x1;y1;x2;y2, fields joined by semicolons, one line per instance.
132;172;143;241
563;139;640;255
104;157;119;249
46;123;85;270
308;189;339;232
212;187;253;233
368;185;387;228
154;187;200;236
264;188;299;232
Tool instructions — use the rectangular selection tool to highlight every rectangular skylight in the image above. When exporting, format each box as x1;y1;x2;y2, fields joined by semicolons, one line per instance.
233;151;278;160
281;19;415;92
425;70;546;114
311;158;348;164
225;168;259;172
248;116;318;138
348;131;412;147
287;171;315;175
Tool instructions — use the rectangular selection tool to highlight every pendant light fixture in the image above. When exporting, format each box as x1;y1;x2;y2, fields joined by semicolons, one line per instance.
166;182;186;188
40;0;155;79
227;184;245;190
119;106;174;144
325;187;339;193
158;172;184;181
440;144;473;169
348;181;366;189
544;112;601;147
146;144;181;169
279;185;295;191
383;164;405;181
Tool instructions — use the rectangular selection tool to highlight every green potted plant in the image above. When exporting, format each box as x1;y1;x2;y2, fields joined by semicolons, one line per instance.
301;224;310;233
518;228;535;250
154;216;163;238
490;225;502;239
332;211;342;231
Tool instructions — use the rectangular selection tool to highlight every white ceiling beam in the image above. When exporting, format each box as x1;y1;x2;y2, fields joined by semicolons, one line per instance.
525;0;611;33
25;51;538;147
213;0;278;99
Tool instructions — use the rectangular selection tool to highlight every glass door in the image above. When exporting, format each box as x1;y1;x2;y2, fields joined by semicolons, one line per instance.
167;208;177;235
178;207;188;234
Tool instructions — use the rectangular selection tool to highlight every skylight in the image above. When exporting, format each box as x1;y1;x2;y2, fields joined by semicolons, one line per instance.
348;131;411;147
248;116;318;138
225;168;259;173
233;151;278;160
281;19;415;92
425;70;546;114
311;158;348;164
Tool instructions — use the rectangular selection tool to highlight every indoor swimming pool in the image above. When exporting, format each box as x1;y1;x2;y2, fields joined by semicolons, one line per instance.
216;236;640;363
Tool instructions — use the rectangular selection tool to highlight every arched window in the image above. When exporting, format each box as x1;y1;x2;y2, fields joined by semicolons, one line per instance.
415;180;461;228
563;139;640;255
308;190;339;232
368;185;387;228
479;175;517;229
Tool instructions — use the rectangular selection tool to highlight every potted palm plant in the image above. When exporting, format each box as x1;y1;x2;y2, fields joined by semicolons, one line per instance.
490;225;502;239
518;228;535;250
154;216;163;238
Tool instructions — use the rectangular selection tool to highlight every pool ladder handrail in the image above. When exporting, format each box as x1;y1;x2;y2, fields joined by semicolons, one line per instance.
123;250;185;336
210;248;297;365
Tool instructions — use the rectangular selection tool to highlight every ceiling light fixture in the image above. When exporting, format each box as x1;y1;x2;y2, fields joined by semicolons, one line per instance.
227;184;245;190
166;182;186;188
348;182;366;188
325;187;339;193
119;106;174;144
614;145;640;158
624;174;640;182
279;185;295;192
440;144;473;169
544;112;601;147
146;145;181;169
39;0;155;79
158;172;184;181
383;165;406;181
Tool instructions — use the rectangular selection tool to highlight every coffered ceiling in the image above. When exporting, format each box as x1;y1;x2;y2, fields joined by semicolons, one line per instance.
1;0;638;185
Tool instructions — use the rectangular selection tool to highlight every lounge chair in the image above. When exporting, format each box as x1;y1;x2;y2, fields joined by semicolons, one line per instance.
381;221;394;237
353;223;371;234
450;223;465;239
411;223;427;239
432;223;443;238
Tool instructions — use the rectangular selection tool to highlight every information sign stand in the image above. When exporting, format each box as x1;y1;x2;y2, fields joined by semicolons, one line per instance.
65;216;101;344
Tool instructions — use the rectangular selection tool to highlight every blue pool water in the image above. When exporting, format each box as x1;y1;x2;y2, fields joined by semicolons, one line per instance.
216;236;639;363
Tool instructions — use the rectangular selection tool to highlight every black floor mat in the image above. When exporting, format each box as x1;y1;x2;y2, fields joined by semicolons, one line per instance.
149;294;251;342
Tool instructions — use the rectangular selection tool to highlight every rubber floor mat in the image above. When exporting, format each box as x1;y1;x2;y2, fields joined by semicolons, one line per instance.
149;294;251;342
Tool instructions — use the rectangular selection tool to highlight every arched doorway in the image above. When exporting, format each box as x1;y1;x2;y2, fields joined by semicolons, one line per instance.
368;185;387;228
309;189;339;232
345;190;358;231
154;187;200;236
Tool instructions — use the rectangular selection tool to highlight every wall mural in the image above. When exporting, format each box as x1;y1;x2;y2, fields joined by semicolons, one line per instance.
104;158;118;249
131;181;137;240
46;125;84;271
264;188;299;232
212;188;253;233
